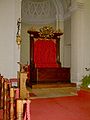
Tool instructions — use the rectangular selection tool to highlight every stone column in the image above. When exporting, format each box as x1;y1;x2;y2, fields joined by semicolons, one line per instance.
70;0;85;83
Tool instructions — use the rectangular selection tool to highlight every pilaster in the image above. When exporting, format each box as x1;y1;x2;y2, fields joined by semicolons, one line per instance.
70;0;85;83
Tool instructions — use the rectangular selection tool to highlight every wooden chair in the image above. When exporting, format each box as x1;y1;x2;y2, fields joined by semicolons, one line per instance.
0;77;18;120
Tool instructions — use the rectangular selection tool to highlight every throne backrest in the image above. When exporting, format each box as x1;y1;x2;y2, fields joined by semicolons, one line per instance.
34;38;58;68
28;26;63;68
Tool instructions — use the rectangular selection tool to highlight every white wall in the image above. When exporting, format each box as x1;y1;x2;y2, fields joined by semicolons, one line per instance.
0;0;21;78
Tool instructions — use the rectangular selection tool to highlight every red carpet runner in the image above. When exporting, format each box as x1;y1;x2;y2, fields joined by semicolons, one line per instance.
31;90;90;120
0;90;90;120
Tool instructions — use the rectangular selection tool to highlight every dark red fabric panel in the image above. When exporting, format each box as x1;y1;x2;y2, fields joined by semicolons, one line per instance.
34;39;58;68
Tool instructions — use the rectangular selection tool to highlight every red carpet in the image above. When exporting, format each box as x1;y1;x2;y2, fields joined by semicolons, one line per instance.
31;90;90;120
0;90;90;120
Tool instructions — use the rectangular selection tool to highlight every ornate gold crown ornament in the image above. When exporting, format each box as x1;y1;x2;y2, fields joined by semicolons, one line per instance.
39;26;54;38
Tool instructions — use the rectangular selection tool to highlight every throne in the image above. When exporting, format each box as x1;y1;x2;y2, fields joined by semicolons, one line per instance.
28;26;70;86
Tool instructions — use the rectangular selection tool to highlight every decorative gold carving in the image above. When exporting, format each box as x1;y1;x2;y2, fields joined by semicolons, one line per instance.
39;26;54;38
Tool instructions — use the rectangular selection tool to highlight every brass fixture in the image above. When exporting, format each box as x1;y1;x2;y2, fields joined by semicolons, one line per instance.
16;18;21;47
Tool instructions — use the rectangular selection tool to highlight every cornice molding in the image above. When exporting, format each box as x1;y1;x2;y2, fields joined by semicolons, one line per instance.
69;1;84;13
64;1;85;20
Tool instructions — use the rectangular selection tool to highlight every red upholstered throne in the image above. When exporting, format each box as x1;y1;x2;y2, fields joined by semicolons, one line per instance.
28;26;70;86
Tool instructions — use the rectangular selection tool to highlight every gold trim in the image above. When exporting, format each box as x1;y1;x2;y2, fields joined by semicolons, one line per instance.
39;26;54;38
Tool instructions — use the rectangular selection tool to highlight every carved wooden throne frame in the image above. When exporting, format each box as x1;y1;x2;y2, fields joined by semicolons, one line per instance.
28;26;70;86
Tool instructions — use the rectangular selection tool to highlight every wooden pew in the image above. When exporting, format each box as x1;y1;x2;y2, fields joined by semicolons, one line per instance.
0;75;4;109
16;99;31;120
0;75;31;120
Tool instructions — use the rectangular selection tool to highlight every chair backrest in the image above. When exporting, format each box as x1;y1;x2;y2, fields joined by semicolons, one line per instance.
34;39;58;68
28;26;63;69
